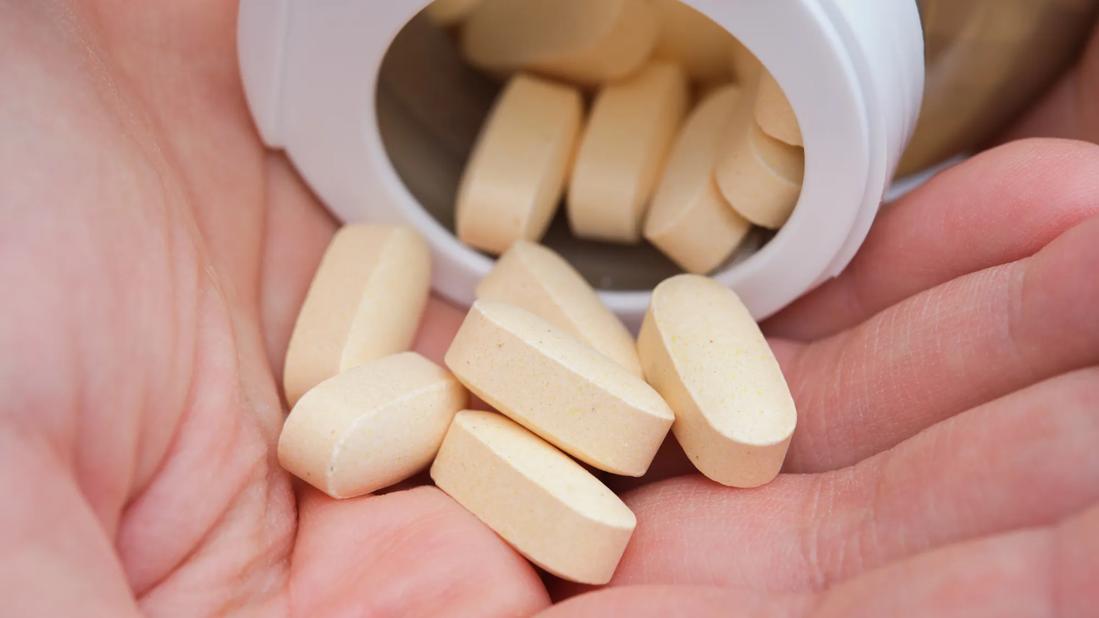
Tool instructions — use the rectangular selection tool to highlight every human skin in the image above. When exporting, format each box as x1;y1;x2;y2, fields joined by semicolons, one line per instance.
0;1;1097;616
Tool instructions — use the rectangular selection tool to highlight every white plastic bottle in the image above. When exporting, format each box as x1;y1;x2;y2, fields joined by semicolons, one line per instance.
238;0;925;323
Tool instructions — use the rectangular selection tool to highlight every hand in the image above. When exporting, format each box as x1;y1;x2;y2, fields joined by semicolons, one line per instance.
549;139;1099;615
1;3;1097;617
0;2;542;615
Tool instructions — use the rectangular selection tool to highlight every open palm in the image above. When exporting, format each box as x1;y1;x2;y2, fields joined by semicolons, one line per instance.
2;2;1097;616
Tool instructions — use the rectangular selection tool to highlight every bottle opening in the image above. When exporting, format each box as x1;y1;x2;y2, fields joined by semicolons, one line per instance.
373;1;801;291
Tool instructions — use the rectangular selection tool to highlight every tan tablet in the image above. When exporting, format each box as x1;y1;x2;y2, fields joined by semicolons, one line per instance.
431;410;636;584
476;241;641;375
278;352;468;498
283;225;431;406
568;62;689;243
424;0;482;26
455;74;583;255
644;85;752;274
729;38;761;83
715;96;805;229
651;0;735;83
445;301;674;476
754;70;803;146
638;275;797;487
461;0;658;86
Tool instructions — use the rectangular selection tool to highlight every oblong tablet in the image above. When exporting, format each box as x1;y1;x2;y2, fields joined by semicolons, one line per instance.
715;100;805;229
283;225;431;406
424;0;482;26
644;85;752;274
461;0;658;86
431;410;636;584
638;275;797;487
729;38;761;83
444;301;674;476
455;74;583;256
568;62;688;244
476;241;642;375
278;352;468;499
651;0;734;83
754;71;802;147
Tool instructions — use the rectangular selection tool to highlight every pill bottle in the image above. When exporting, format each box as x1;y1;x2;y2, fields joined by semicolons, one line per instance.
237;0;1096;324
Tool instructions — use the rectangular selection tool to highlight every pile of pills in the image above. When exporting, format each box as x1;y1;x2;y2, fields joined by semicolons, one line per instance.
278;0;803;587
439;0;805;274
278;226;797;584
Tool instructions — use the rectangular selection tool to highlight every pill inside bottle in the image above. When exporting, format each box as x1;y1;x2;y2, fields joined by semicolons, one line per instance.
376;0;804;292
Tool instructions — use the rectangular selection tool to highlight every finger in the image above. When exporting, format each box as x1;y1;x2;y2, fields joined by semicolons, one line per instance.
566;368;1099;595
803;368;1099;590
765;139;1099;341
412;297;466;365
783;214;1099;471
258;154;338;374
552;504;1099;618
999;24;1099;145
538;585;810;618
290;486;549;617
808;504;1099;618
